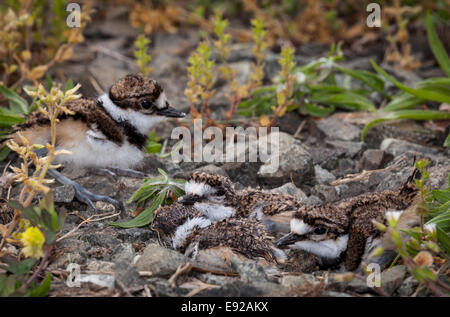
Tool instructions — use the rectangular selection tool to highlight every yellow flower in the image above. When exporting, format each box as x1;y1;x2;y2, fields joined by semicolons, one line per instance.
20;226;45;259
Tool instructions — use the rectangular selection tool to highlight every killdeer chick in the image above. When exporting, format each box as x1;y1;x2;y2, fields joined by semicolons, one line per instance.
7;74;185;211
277;169;420;271
152;202;204;244
152;202;286;262
178;217;284;262
179;171;301;225
178;172;239;221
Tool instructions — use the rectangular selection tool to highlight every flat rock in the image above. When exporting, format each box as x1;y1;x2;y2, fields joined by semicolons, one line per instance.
77;274;115;290
360;149;392;170
380;265;407;296
86;260;115;273
280;274;318;289
116;227;154;242
111;243;134;264
258;132;314;187
314;165;336;185
231;258;268;283
396;275;419;297
193;246;247;274
114;260;145;289
136;243;190;277
268;182;307;202
380;138;439;157
316;117;361;141
52;184;75;203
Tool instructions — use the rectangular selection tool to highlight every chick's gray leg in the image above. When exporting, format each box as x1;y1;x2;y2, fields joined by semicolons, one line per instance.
47;169;122;212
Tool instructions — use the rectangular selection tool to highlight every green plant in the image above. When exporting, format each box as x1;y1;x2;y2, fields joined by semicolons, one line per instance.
0;193;65;297
370;160;450;296
238;43;378;121
0;2;92;90
0;82;78;296
212;12;248;121
110;169;185;229
0;259;51;297
134;34;153;76
0;85;31;160
361;12;450;142
185;41;216;124
267;44;297;126
248;18;268;90
146;131;162;154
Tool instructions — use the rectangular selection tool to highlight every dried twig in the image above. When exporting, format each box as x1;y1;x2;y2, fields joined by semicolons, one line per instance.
56;211;120;242
330;160;403;186
185;280;220;297
168;262;194;288
143;284;152;297
115;279;133;297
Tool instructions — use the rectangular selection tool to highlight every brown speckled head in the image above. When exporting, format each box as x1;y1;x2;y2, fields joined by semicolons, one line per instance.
293;204;351;239
181;172;238;206
109;74;163;111
108;74;185;118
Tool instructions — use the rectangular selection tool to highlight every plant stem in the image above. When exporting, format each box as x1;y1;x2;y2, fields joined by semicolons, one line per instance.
21;245;52;292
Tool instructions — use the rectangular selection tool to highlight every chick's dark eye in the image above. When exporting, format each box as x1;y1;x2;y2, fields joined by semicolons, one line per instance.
314;227;326;235
141;100;153;109
216;189;225;196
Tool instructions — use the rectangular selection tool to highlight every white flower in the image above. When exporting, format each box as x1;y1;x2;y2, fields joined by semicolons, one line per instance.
295;72;306;84
424;223;436;235
276;83;287;93
386;210;403;227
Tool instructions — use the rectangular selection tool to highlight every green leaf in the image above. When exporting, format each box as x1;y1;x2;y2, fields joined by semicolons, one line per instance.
9;200;41;225
0;85;29;114
309;91;376;112
303;103;335;117
382;93;424;112
432;188;450;204
334;64;385;95
0;108;26;127
445;134;450;147
0;146;11;161
361;110;450;141
146;141;162;154
155;139;183;159
110;192;165;228
64;79;74;92
0;275;16;297
158;168;169;181
436;226;450;256
28;273;51;297
371;60;450;103
426;12;450;77
238;95;276;117
5;258;36;276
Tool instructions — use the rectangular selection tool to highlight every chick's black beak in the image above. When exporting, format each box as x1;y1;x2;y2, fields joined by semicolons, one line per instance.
276;233;301;248
178;194;197;205
157;104;186;118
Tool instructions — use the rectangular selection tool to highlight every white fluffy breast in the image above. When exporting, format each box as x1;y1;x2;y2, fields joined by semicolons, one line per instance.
184;181;215;196
53;128;144;169
291;234;349;260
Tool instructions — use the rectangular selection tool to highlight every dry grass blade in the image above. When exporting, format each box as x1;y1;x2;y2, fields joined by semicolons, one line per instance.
168;262;194;288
